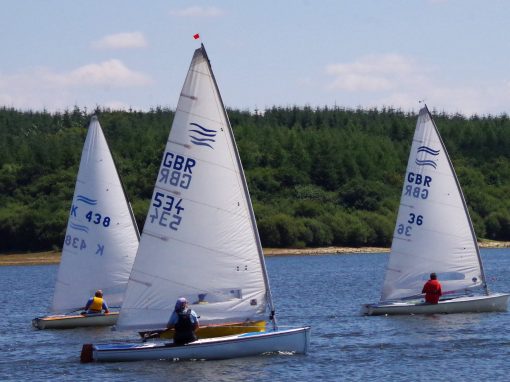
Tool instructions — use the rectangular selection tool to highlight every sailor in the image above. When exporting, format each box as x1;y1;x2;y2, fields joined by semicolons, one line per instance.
83;290;109;314
193;293;208;304
422;273;442;304
167;297;199;345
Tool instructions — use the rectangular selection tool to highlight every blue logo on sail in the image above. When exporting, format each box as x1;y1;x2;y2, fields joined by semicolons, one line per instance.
415;146;439;169
189;122;217;149
69;222;89;233
76;195;97;205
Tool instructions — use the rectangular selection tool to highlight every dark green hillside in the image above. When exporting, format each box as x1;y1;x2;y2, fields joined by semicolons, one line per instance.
1;106;509;252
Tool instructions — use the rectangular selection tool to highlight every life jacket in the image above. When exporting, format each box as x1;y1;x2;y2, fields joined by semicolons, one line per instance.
174;309;197;345
423;279;442;304
89;296;104;312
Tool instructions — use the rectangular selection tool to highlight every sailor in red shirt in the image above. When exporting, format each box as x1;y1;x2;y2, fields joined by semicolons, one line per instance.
422;272;442;304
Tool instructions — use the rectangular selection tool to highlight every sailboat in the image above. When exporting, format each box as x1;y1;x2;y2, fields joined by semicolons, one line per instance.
81;44;310;362
32;116;140;329
362;105;509;316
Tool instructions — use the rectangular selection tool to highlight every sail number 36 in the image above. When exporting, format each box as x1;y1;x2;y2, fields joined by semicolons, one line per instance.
397;213;424;237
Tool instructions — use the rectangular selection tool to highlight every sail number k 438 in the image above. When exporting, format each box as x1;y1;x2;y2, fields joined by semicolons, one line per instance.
85;211;111;227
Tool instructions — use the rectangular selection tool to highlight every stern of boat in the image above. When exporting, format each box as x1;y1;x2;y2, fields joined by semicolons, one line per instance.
360;304;375;316
81;344;94;363
32;317;42;329
302;326;311;354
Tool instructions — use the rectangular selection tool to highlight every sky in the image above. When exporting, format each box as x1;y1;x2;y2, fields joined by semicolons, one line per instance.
1;0;510;116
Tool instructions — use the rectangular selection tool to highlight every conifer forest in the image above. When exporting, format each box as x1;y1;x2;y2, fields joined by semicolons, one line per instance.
1;106;509;252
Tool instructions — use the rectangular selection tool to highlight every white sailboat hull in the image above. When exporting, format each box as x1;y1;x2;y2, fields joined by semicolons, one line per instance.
84;327;310;362
362;293;510;316
366;107;508;319
32;312;118;329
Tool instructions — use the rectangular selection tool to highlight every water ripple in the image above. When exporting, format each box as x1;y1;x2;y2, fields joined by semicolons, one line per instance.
2;250;510;381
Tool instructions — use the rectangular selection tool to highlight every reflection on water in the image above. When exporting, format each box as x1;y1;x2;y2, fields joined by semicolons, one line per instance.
1;249;510;381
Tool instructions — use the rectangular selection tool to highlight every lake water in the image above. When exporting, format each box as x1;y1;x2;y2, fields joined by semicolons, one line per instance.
1;249;510;381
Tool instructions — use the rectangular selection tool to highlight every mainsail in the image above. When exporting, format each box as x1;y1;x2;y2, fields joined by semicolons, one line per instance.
380;106;485;302
52;116;140;312
117;45;272;330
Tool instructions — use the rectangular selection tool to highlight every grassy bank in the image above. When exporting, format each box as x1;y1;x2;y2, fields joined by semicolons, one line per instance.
0;247;391;266
0;251;61;266
2;240;509;266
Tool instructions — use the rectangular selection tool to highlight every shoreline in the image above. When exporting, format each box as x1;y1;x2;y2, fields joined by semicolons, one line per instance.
1;240;509;266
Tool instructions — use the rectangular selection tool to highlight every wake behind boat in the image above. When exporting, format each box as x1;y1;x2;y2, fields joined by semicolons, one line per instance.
362;105;509;316
81;43;310;362
33;116;140;329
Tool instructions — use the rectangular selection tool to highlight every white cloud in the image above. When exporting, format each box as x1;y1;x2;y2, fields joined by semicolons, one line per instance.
324;53;510;116
52;59;152;87
102;100;133;111
0;60;152;111
169;6;224;17
387;77;509;116
326;54;420;92
91;32;147;49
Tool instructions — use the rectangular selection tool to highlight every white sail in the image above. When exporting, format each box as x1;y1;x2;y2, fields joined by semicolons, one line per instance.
117;45;270;330
52;116;140;312
380;106;484;302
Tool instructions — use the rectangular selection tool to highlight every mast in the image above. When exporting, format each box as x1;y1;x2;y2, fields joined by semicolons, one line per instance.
200;44;278;329
423;105;488;294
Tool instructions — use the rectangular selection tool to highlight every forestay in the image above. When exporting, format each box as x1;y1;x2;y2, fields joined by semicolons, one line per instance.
116;46;271;331
380;106;485;302
52;117;140;312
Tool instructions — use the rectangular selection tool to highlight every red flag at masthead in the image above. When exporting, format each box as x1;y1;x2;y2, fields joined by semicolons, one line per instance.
193;33;200;40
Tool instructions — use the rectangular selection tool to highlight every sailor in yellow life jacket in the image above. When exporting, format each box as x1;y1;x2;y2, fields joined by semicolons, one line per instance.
83;290;109;314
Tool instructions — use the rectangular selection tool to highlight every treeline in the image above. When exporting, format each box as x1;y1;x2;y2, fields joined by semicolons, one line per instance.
1;106;509;252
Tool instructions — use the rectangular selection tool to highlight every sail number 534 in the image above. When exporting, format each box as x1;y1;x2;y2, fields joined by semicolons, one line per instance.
149;191;184;230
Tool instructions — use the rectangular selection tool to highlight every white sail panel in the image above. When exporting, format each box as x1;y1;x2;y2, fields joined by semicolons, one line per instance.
52;117;139;312
117;47;267;330
381;107;483;301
